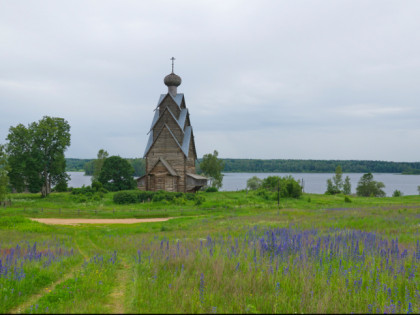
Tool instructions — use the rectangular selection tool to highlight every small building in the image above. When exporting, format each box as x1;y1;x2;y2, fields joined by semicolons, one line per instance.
137;59;208;192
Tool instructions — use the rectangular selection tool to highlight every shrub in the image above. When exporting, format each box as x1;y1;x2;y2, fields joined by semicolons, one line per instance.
91;181;103;192
113;191;139;204
247;176;262;190
344;196;352;203
113;190;204;205
256;188;275;200
195;195;205;206
71;184;107;202
53;179;68;192
392;190;402;197
205;187;218;193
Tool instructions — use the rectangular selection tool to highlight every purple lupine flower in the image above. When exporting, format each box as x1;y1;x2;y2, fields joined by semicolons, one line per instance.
199;273;205;304
407;302;413;314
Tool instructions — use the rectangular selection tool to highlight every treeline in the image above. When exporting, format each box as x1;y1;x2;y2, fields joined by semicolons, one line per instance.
66;158;93;172
66;158;420;175
221;159;420;173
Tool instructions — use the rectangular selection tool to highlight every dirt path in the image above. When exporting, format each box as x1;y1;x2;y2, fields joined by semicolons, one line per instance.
9;235;92;314
105;256;132;314
30;217;172;225
9;264;82;314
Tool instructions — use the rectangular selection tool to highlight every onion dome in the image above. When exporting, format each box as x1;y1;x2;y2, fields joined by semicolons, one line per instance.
164;72;182;87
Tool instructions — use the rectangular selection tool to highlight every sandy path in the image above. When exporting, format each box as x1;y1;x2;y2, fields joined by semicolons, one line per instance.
30;217;172;225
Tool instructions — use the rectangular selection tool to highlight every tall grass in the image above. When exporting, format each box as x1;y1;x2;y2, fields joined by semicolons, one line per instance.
129;227;419;313
0;192;419;313
0;234;80;313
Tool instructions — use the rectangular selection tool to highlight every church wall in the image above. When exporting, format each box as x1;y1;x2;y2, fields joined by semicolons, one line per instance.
146;128;187;192
150;161;168;175
164;175;177;192
164;115;184;143
152;113;183;144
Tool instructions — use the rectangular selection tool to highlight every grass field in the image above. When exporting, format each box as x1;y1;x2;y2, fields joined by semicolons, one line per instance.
0;190;419;313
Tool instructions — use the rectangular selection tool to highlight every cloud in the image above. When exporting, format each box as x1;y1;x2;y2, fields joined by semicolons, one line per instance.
1;1;420;161
334;104;409;118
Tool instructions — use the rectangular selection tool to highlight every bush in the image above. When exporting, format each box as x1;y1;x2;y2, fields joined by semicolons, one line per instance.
256;188;275;200
195;195;205;206
247;176;262;190
53;179;68;192
113;191;139;204
113;190;204;205
205;187;218;193
71;184;107;202
392;190;402;197
344;196;352;203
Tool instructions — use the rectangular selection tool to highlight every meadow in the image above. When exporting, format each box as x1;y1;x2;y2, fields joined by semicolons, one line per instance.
0;190;419;313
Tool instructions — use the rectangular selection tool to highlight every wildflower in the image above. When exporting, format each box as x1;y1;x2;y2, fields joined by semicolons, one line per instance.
199;273;205;304
407;302;413;314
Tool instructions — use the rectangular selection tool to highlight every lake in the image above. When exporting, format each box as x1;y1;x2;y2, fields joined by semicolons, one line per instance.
67;171;420;196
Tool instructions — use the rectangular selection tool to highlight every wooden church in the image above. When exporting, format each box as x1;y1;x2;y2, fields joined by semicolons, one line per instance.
137;59;208;192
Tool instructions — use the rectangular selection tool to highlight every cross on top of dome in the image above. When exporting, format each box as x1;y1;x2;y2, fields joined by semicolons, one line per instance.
164;57;182;90
170;57;175;73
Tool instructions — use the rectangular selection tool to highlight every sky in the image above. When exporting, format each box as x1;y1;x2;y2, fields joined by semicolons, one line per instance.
1;0;419;162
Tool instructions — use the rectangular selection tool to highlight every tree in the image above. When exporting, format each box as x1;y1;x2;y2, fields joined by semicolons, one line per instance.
356;173;386;197
127;158;146;177
92;149;109;182
84;160;94;175
325;165;343;195
246;176;262;190
418;185;420;195
6;116;71;197
261;175;302;198
333;165;343;191
325;179;339;195
6;123;36;192
98;156;135;191
342;176;351;195
0;145;9;202
199;150;224;189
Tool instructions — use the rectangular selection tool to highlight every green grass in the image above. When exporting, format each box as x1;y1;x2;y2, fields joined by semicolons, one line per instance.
0;191;419;313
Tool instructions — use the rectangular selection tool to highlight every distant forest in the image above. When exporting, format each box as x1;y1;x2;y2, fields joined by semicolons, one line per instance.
66;158;420;176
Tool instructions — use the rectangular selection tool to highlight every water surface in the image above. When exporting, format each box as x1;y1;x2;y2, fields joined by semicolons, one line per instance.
67;171;420;196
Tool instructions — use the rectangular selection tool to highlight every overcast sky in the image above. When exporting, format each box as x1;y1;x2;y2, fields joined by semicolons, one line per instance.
1;1;419;161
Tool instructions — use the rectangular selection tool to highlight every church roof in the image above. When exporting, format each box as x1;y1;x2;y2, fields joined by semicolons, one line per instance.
147;106;187;135
186;173;208;180
144;130;154;157
155;93;184;109
143;123;192;158
150;157;178;176
181;126;192;155
144;92;196;159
